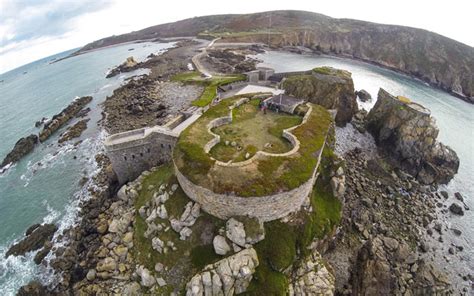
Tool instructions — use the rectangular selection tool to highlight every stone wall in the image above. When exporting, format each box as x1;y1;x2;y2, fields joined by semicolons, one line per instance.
106;129;178;185
174;156;320;222
105;112;202;185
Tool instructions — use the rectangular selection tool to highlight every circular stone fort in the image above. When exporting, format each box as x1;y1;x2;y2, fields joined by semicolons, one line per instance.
173;95;333;222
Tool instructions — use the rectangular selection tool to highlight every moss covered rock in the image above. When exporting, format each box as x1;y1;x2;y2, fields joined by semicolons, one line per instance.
282;67;358;126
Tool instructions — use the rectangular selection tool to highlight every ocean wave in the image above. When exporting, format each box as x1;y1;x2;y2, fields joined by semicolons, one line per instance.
0;246;38;296
20;143;76;187
41;200;60;224
40;130;106;288
0;163;15;177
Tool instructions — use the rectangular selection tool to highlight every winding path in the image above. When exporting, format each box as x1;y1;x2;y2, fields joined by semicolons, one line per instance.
191;38;220;78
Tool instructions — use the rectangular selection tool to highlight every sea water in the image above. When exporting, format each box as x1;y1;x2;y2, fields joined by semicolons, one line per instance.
257;51;474;284
0;41;175;295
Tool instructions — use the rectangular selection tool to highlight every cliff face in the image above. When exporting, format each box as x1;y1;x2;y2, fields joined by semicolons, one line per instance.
76;10;474;102
282;67;358;126
366;88;459;184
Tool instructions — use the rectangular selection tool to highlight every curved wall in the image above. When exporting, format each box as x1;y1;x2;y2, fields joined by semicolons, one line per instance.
174;148;322;222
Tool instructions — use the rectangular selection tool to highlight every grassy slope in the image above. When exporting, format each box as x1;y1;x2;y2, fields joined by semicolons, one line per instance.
133;165;224;294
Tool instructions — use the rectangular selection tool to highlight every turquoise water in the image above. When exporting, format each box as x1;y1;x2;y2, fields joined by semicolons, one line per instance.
0;41;175;294
257;51;474;281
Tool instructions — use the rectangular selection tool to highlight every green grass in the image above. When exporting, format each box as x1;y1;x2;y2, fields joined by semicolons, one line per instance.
190;244;221;270
171;71;246;107
175;98;333;197
312;66;352;79
133;165;226;293
171;71;201;82
209;100;301;162
312;66;333;75
193;84;218;107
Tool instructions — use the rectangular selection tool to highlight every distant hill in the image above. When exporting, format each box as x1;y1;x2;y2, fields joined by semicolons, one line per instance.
77;10;474;101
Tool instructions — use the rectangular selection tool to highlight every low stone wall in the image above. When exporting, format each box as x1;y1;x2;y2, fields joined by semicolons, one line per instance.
207;103;312;168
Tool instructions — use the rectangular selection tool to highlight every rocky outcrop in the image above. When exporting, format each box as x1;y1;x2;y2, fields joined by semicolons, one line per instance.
106;57;138;78
289;251;335;295
355;89;372;102
5;223;57;257
185;248;259;295
17;281;48;296
39;96;93;142
351;236;451;295
366;88;459;184
282;67;358;126
58;119;89;143
1;134;38;168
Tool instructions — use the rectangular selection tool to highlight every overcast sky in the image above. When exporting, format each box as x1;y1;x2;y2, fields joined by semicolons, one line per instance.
0;0;472;74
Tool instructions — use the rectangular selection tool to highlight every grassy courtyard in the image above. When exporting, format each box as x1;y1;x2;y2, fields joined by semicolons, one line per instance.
209;99;302;162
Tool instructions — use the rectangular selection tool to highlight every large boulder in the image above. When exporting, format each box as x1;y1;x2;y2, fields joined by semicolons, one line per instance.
5;223;57;257
1;134;38;168
185;248;259;295
351;236;451;295
106;57;139;78
366;89;459;184
282;67;358;126
289;251;335;295
356;89;372;102
351;237;396;295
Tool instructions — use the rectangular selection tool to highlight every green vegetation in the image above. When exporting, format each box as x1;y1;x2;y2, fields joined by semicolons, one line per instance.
244;132;342;294
190;244;221;269
171;71;246;107
209;100;302;162
133;165;225;293
174;98;333;197
312;66;333;75
312;66;352;79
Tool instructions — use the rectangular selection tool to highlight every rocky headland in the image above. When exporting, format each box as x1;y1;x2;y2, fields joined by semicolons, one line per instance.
282;66;358;126
366;89;459;184
106;56;138;78
1;96;92;170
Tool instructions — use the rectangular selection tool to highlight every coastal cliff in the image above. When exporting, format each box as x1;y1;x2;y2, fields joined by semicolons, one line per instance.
282;66;358;126
366;89;459;184
75;10;474;102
